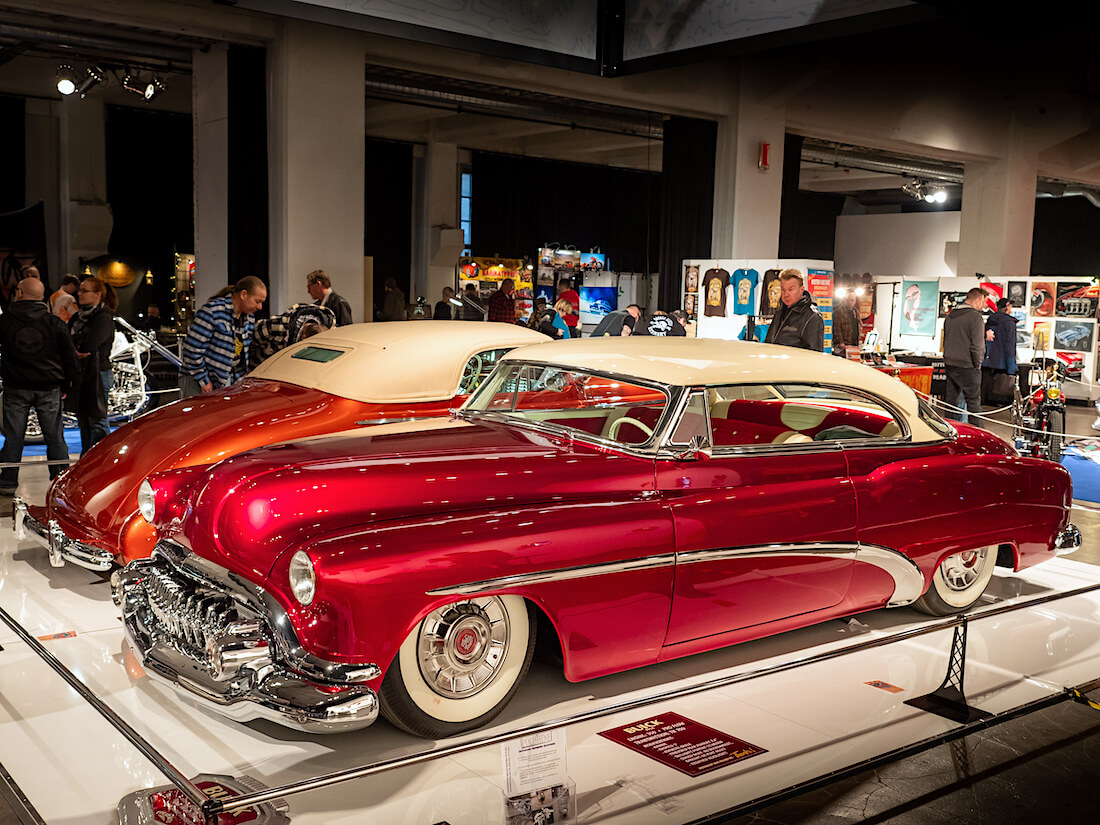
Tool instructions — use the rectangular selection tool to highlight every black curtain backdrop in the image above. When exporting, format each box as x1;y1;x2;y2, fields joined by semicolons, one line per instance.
657;116;716;311
471;149;660;275
778;133;845;261
0;95;24;214
227;45;268;290
365;137;413;314
0;202;47;309
106;105;193;321
1031;196;1100;276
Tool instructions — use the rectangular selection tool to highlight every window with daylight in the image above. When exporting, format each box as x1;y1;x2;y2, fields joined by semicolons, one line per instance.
460;167;472;256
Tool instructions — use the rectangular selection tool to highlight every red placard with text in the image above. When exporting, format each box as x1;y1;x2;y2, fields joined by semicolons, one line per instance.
599;712;766;777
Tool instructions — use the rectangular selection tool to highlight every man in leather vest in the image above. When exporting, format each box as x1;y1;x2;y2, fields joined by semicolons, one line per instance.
764;269;824;351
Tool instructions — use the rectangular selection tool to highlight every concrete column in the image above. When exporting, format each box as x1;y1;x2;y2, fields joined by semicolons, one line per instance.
421;141;462;309
193;43;229;305
268;19;365;318
957;129;1037;279
711;71;786;259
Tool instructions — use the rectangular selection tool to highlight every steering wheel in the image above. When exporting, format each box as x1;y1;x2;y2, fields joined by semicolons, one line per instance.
607;415;654;441
458;353;484;394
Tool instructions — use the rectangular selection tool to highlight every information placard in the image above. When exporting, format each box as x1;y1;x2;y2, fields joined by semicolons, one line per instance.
599;712;766;777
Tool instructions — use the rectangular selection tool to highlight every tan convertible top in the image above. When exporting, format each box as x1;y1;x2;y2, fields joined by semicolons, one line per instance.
502;336;936;436
250;321;550;403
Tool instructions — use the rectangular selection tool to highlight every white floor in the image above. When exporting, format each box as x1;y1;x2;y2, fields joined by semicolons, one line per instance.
2;463;1100;825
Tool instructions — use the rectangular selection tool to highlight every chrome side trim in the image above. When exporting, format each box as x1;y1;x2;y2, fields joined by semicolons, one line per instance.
426;553;677;597
678;541;925;607
676;542;859;566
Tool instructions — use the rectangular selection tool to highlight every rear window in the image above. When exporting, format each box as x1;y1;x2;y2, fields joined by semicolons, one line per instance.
291;346;345;363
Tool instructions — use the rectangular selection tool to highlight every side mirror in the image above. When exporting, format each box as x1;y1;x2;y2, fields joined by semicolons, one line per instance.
674;434;712;461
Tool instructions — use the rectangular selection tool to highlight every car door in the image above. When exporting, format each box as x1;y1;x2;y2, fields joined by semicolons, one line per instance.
660;384;859;647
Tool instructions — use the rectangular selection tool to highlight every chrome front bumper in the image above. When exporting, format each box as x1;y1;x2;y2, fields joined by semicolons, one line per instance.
112;557;379;734
13;497;115;571
1055;523;1082;556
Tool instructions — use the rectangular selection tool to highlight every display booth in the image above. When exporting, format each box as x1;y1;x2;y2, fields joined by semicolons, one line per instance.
873;275;1100;401
681;258;835;351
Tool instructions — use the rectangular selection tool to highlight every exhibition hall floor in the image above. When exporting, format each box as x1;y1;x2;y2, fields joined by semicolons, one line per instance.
1;459;1099;823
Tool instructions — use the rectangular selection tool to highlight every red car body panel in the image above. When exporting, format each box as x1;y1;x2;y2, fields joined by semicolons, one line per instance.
148;413;1072;689
30;378;455;564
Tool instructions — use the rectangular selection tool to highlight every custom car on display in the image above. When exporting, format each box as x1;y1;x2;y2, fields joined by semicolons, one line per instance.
111;338;1079;739
15;322;548;570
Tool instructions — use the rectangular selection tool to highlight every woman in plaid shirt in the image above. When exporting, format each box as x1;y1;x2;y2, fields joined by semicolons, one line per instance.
180;276;267;398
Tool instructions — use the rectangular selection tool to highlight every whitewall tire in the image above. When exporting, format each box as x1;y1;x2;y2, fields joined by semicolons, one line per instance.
379;595;536;738
914;546;996;616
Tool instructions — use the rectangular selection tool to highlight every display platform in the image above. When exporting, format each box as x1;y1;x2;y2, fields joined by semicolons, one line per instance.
1;465;1099;824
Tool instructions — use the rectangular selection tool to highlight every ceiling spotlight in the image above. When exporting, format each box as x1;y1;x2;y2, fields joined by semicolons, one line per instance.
901;179;924;200
56;65;78;95
923;185;948;204
76;66;105;98
143;76;166;101
835;287;847;298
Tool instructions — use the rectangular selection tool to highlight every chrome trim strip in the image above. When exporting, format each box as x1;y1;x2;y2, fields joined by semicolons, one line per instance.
426;553;677;597
676;541;925;607
676;542;859;566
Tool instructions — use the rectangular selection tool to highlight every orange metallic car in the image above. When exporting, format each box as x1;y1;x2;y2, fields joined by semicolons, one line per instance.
14;321;549;570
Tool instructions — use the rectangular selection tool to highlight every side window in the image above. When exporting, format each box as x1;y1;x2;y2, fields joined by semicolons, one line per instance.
669;390;711;445
708;384;905;448
457;348;511;395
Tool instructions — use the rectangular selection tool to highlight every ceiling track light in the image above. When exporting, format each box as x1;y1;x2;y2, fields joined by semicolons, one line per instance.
56;64;78;95
75;66;105;98
122;72;166;101
143;76;166;101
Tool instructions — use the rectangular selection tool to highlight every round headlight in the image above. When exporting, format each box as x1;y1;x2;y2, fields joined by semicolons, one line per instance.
288;551;316;606
137;479;156;523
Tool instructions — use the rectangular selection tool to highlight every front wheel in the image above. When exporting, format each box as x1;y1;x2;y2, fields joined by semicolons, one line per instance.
913;546;996;616
379;595;535;738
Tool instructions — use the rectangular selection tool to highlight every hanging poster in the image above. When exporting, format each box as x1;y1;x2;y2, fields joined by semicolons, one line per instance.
1054;319;1093;352
1031;282;1056;317
1032;321;1052;352
938;291;969;318
1007;281;1028;307
979;282;1003;311
1056;282;1096;317
900;280;938;336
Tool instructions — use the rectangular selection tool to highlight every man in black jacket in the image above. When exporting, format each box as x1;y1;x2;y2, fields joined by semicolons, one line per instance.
764;269;824;351
943;287;987;426
0;277;79;493
306;269;353;326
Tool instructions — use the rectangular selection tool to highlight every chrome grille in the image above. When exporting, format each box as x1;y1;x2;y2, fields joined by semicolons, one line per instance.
137;563;270;679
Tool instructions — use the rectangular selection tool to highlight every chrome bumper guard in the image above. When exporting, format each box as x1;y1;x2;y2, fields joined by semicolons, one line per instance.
13;497;114;571
112;558;379;733
1055;523;1082;556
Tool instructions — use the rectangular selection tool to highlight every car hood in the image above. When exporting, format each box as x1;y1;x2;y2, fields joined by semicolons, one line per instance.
49;379;367;546
169;416;656;582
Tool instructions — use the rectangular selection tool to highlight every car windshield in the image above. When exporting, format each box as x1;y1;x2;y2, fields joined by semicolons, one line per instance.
464;362;669;446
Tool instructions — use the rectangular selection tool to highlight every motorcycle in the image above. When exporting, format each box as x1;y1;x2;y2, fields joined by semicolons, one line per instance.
18;318;182;441
1012;358;1066;461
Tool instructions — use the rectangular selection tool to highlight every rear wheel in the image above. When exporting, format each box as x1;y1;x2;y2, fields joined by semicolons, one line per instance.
379;595;535;738
914;546;995;616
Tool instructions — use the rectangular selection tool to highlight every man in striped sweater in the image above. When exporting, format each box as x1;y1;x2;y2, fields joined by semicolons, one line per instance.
179;276;267;398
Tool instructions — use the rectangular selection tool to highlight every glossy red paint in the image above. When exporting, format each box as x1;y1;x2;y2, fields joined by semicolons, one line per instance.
30;378;464;565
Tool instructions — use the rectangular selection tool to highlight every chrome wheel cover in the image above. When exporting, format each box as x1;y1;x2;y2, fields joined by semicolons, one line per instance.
940;548;989;591
417;598;510;699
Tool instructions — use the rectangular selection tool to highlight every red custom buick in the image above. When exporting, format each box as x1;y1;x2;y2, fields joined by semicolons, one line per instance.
15;322;548;569
112;338;1077;738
